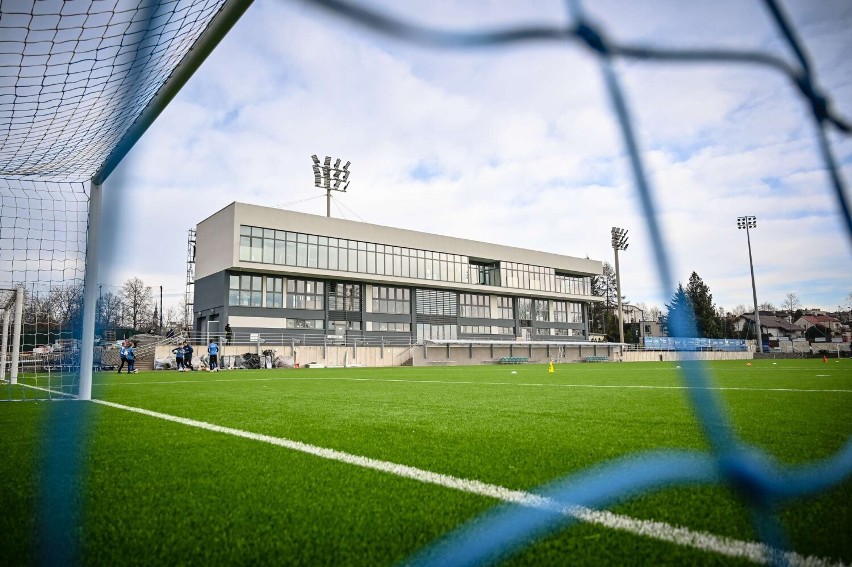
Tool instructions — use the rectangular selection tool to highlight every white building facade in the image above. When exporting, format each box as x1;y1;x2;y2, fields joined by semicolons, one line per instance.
193;203;603;344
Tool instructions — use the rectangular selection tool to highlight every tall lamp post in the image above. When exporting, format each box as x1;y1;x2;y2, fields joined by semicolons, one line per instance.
611;227;629;344
737;216;763;353
311;155;351;218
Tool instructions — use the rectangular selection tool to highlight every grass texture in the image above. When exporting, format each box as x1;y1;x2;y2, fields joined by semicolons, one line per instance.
1;359;850;565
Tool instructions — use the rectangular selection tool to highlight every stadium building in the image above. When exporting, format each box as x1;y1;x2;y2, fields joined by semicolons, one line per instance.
192;202;603;352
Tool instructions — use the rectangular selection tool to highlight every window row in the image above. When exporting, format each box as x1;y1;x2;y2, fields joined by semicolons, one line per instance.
459;293;490;318
240;226;472;283
229;275;583;324
239;225;592;294
372;285;411;315
366;321;411;332
460;325;514;335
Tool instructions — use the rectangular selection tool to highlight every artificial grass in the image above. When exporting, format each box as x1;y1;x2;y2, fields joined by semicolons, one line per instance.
1;359;849;565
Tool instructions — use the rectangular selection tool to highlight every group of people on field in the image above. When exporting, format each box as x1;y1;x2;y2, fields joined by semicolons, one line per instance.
173;339;220;372
116;338;222;374
117;340;138;374
171;341;195;371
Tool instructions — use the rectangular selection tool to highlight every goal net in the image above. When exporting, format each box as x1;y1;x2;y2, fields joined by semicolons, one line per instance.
0;180;89;400
0;0;245;401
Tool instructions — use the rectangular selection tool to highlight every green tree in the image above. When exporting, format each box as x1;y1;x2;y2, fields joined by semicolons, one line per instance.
686;272;722;338
664;284;697;337
588;262;625;339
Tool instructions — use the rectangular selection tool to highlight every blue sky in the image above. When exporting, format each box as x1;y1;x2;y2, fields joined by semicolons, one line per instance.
105;0;852;316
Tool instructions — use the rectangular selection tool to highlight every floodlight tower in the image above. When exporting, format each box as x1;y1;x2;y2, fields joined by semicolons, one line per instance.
611;227;629;344
311;155;351;218
737;215;763;353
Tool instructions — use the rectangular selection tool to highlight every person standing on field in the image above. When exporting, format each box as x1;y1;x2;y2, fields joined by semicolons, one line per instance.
183;342;194;371
172;343;185;371
126;341;137;374
117;341;128;373
208;339;219;372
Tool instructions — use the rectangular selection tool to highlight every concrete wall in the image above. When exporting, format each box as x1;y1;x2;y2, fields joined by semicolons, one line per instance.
155;343;415;368
154;343;757;368
623;351;752;362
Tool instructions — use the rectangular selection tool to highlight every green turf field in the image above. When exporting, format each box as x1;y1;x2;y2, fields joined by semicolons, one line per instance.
1;359;850;565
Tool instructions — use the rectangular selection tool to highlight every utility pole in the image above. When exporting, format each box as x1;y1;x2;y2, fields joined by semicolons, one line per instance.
159;285;163;334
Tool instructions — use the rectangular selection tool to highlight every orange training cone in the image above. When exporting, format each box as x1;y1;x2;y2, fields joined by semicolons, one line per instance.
823;355;828;363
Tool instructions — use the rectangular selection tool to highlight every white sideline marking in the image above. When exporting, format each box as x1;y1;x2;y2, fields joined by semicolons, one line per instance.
91;398;840;566
97;375;852;394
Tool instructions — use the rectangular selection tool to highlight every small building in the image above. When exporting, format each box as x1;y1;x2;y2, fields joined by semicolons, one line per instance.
192;203;604;345
735;313;804;341
795;314;841;334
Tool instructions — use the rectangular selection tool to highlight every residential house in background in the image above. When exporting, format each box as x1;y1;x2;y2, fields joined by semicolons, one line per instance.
795;314;841;334
735;313;804;342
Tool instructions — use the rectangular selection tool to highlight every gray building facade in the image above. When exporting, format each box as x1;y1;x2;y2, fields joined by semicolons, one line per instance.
193;203;603;343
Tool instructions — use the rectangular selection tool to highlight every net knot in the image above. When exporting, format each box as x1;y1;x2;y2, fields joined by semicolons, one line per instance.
575;21;610;56
794;74;829;123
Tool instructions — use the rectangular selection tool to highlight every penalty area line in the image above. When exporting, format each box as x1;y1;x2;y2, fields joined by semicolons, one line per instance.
90;398;839;566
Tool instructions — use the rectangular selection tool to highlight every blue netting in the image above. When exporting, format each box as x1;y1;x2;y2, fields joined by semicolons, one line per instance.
300;0;852;564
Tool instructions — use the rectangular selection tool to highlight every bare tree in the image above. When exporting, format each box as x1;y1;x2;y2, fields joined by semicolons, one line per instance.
731;304;748;317
783;292;801;313
98;291;124;330
758;301;776;312
645;305;661;322
47;282;84;331
122;277;153;331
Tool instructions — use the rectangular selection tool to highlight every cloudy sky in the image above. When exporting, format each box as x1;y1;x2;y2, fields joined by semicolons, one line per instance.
102;0;851;316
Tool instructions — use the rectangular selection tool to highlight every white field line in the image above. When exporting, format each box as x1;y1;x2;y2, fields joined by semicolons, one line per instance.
95;375;852;394
0;379;76;401
92;398;841;567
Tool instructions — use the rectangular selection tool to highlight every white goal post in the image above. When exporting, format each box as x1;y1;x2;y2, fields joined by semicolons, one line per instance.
0;287;24;385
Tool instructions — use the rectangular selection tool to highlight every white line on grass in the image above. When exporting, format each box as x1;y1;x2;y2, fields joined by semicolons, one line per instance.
96;375;852;393
91;398;841;567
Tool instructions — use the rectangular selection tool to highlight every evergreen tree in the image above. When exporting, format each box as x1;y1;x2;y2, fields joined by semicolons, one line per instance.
686;272;722;338
664;284;697;337
588;262;624;338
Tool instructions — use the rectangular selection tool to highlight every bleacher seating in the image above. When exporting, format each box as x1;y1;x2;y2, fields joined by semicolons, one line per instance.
499;356;529;364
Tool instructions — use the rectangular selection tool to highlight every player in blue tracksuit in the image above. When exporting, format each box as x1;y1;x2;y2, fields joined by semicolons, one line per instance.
208;339;219;372
126;342;137;373
183;342;194;371
172;344;185;371
117;341;128;373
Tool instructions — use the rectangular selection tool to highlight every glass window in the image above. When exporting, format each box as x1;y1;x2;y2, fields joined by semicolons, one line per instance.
240;226;251;236
274;240;285;264
250;237;262;262
372;286;411;314
460;293;490;318
286;319;324;329
239;236;251;261
266;276;283;308
263;238;274;263
286;278;324;310
285;241;296;266
329;283;361;311
230;273;262;307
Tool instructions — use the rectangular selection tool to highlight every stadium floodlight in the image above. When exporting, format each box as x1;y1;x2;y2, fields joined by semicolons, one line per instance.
312;155;352;217
611;227;629;344
737;215;763;353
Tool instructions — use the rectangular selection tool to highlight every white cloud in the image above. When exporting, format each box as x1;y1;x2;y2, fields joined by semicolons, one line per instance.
106;0;852;314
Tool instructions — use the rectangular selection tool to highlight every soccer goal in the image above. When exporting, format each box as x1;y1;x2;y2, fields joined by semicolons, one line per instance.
0;0;253;401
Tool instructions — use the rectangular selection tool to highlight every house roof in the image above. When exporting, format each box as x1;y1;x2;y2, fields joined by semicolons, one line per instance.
799;315;837;324
741;314;803;332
